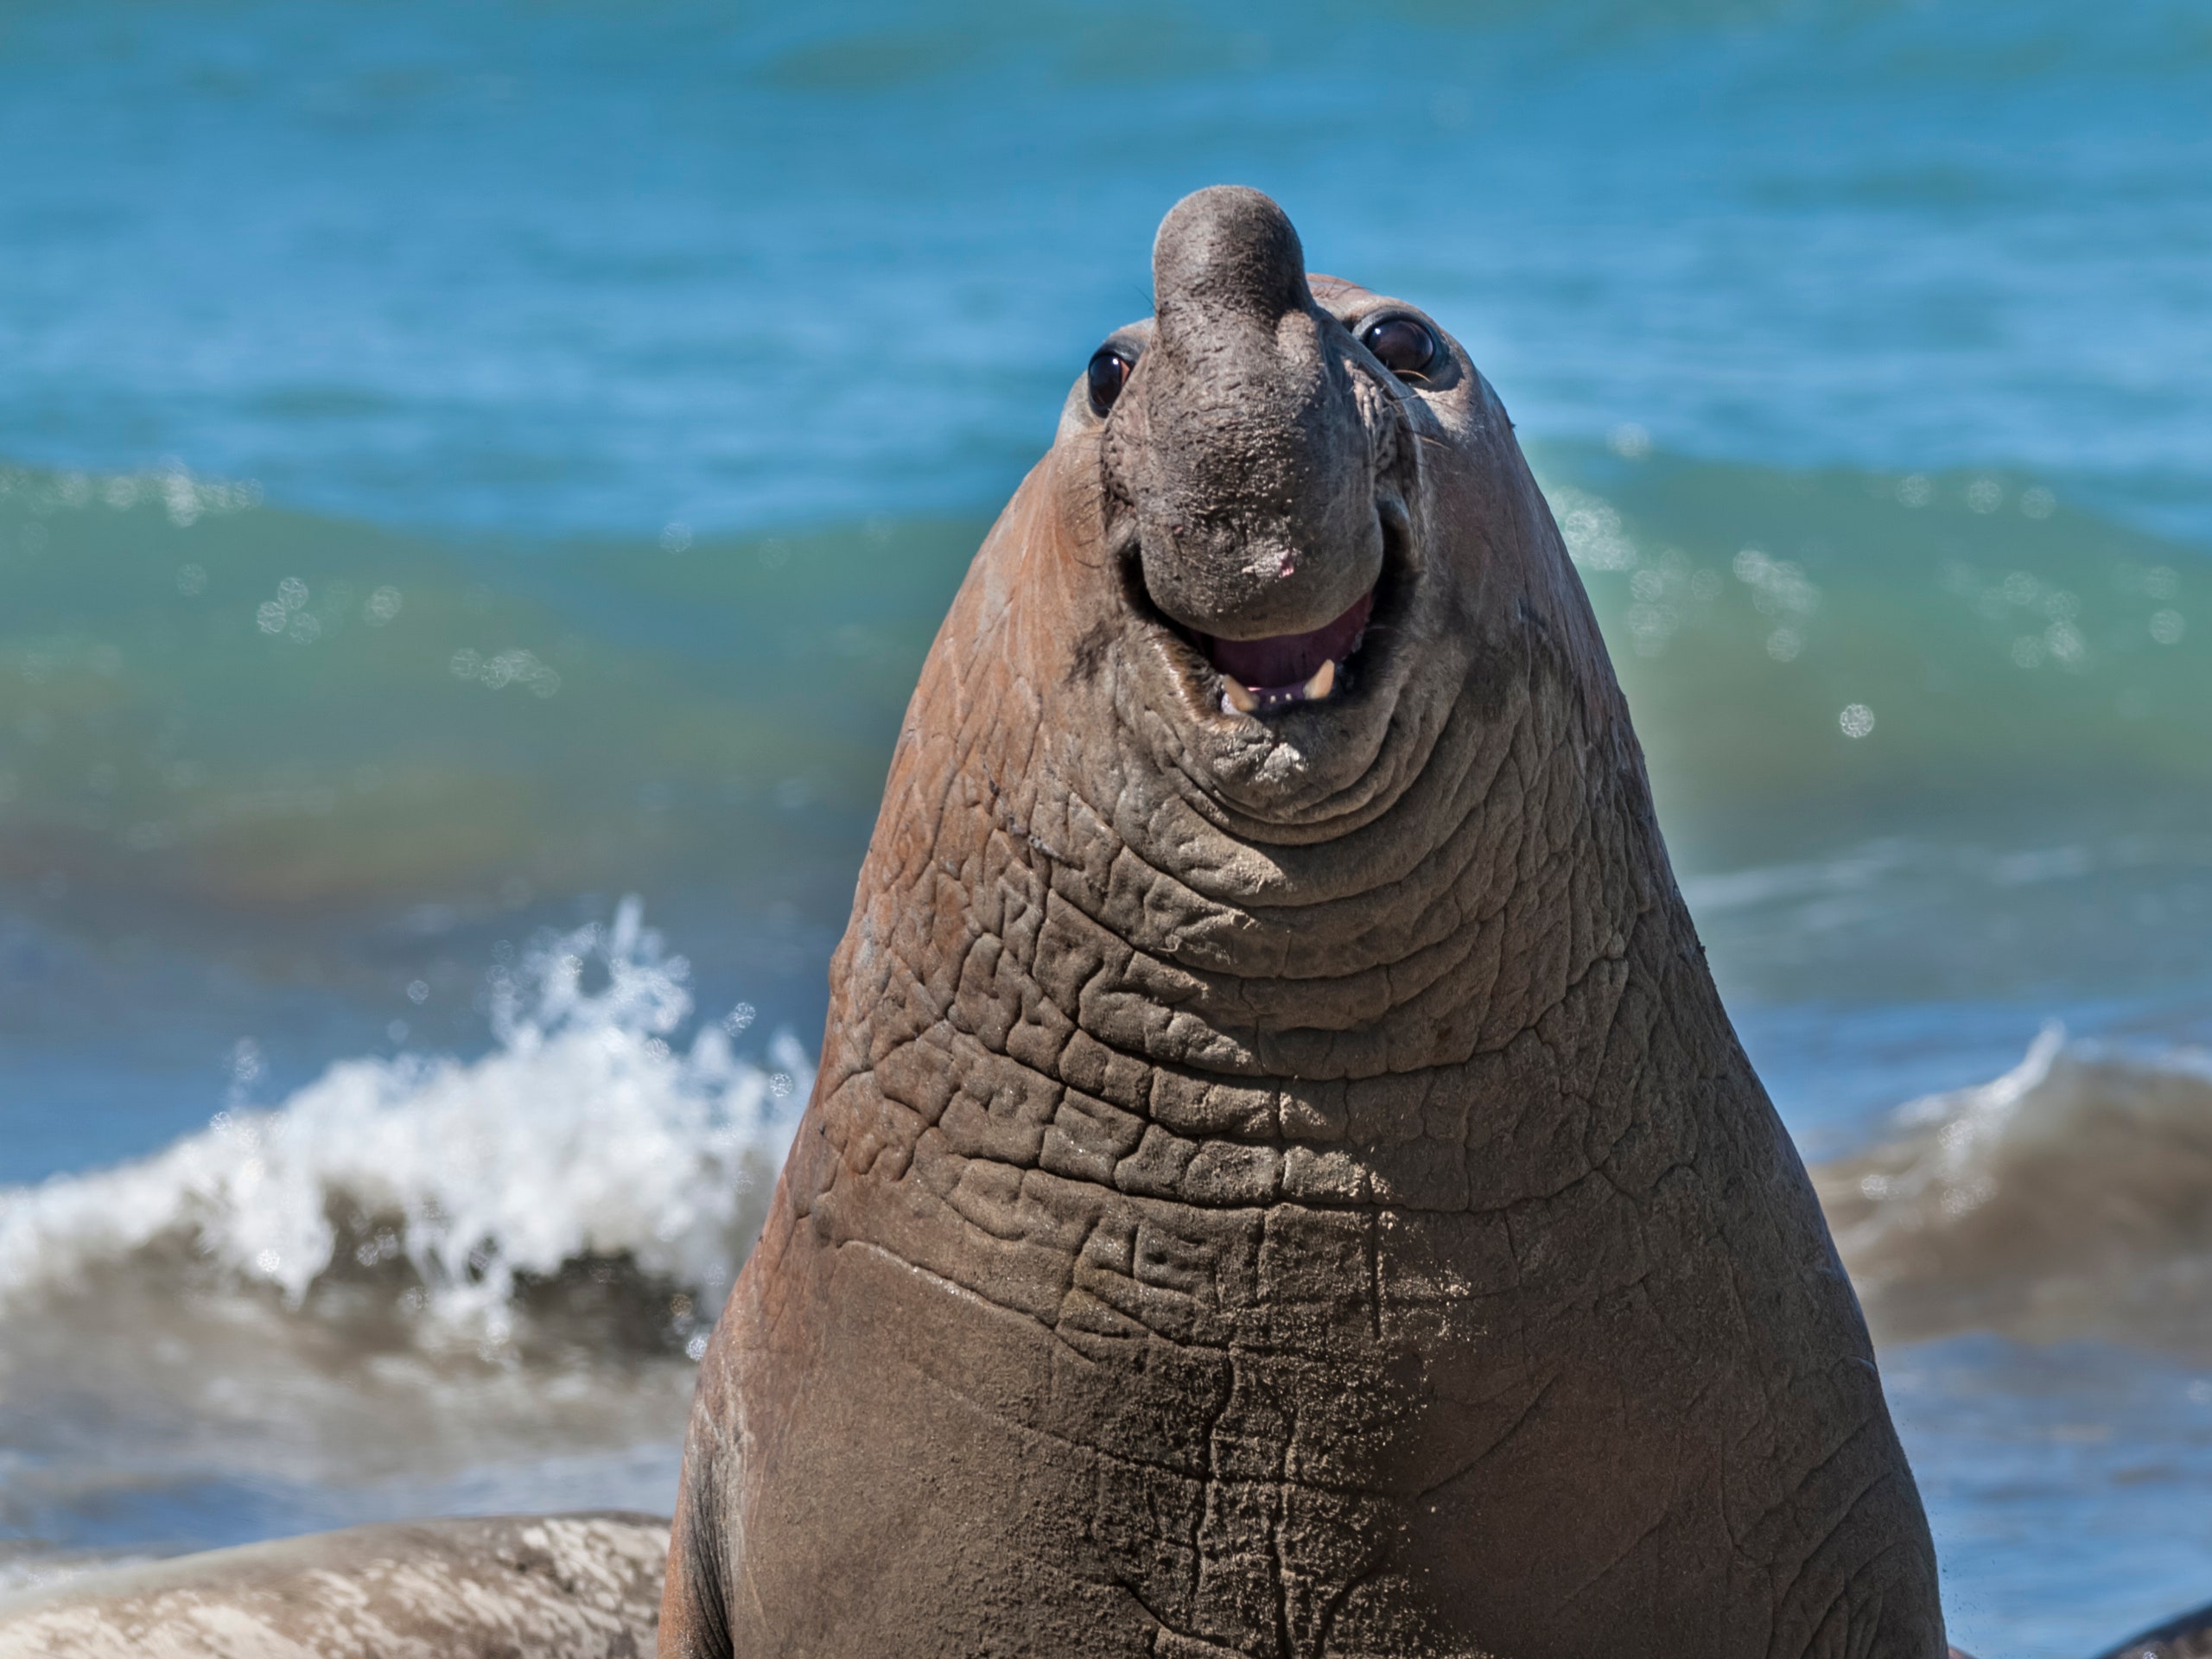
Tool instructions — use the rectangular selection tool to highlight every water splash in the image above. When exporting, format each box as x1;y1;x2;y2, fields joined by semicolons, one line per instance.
0;899;808;1342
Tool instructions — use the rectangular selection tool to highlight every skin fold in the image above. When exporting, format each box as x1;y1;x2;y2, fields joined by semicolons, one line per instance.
662;186;1948;1659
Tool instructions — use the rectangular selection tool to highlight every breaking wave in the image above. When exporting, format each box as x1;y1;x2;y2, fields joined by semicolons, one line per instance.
1820;1027;2212;1354
0;899;808;1351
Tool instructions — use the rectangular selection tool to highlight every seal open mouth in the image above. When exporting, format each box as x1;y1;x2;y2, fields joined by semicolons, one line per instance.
1198;587;1373;715
1116;497;1415;728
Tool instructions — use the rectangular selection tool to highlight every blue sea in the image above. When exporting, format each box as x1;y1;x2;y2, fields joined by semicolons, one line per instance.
2;3;2209;1653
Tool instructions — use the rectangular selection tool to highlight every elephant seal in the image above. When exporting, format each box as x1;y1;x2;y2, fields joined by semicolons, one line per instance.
662;186;1946;1657
0;1512;666;1658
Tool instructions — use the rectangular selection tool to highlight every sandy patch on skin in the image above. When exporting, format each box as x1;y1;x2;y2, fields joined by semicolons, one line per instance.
0;1512;667;1659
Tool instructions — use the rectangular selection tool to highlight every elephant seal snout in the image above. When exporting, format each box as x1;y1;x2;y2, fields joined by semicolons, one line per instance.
1107;186;1393;676
662;187;1948;1658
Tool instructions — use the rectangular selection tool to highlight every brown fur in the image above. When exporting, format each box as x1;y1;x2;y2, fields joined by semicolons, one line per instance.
662;187;1945;1658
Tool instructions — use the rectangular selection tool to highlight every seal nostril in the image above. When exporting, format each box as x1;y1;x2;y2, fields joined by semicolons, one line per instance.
1087;347;1133;416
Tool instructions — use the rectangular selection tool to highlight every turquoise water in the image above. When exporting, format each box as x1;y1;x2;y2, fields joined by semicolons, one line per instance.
1;3;2209;1653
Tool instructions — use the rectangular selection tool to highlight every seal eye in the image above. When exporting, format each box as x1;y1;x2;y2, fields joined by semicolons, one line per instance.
1361;317;1437;379
1086;346;1132;416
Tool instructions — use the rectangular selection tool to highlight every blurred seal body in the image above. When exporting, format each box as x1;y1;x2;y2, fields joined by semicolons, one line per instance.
663;188;1945;1657
0;1512;666;1658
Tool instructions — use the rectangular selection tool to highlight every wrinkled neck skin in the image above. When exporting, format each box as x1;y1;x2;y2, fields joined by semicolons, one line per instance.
811;191;1674;1200
822;359;1657;1122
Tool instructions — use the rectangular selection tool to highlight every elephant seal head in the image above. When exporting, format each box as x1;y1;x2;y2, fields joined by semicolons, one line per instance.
1037;183;1607;839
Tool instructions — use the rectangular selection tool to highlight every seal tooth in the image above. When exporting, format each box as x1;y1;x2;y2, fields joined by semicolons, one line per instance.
1302;659;1336;702
1222;674;1258;715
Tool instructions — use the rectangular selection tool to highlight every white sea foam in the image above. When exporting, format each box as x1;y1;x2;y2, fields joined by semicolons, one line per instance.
0;899;808;1337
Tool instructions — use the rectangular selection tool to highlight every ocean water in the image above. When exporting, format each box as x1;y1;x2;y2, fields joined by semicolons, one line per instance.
0;2;2208;1653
